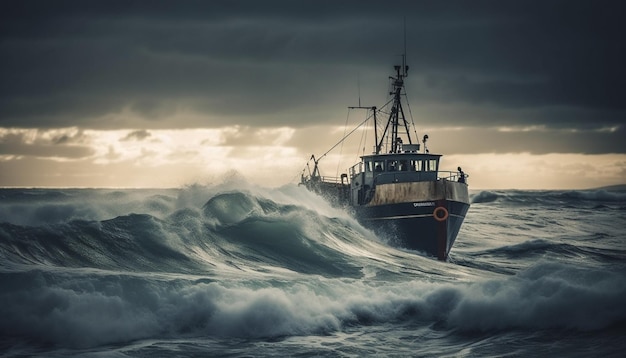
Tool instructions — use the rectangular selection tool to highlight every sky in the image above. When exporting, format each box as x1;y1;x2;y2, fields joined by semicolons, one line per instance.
1;0;625;190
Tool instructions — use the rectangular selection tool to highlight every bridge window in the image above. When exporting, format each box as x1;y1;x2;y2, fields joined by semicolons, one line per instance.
410;160;422;171
427;159;438;171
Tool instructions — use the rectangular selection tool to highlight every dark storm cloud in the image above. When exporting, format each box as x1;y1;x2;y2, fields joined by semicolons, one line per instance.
0;131;94;158
121;130;152;141
0;1;624;147
424;126;626;156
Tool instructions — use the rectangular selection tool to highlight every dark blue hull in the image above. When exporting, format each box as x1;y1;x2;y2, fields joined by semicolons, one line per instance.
355;199;469;260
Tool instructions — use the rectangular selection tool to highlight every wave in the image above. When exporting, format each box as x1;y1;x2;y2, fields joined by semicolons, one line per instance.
486;239;587;257
2;184;625;353
0;189;387;279
472;238;626;265
0;215;204;273
471;188;626;206
1;261;624;349
470;190;501;204
556;189;626;202
0;188;181;226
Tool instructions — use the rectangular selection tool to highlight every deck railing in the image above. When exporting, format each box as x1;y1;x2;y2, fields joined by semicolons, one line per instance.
438;171;463;182
305;169;467;186
301;174;348;185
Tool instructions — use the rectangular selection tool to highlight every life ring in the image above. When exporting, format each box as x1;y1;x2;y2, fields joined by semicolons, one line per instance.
433;207;449;222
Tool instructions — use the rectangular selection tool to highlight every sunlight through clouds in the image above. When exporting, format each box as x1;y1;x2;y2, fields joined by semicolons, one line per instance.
1;2;625;189
0;126;625;189
446;153;626;190
0;127;308;187
87;128;234;166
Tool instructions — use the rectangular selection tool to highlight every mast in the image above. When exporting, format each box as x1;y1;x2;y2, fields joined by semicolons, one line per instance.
374;18;415;154
377;62;411;153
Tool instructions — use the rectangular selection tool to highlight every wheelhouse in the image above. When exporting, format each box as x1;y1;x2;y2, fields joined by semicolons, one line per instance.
348;153;442;205
351;153;441;183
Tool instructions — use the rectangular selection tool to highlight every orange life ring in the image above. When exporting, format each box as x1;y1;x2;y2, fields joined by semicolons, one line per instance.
433;207;449;222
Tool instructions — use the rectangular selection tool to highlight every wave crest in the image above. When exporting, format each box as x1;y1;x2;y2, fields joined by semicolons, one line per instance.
471;191;500;204
0;189;371;278
2;261;624;349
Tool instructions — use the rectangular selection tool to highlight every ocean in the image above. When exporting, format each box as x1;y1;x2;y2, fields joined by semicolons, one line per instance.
1;181;625;357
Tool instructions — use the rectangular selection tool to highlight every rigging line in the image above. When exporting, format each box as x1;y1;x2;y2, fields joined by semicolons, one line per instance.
362;109;370;156
292;158;311;183
356;109;369;163
317;110;374;162
312;96;394;164
368;96;395;154
378;97;396;112
336;108;352;177
403;91;419;141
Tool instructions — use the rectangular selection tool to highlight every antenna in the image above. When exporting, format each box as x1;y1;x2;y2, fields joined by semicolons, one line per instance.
357;72;361;107
403;17;408;77
403;17;406;74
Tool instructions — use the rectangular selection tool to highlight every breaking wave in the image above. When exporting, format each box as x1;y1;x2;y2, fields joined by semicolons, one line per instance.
0;189;374;278
471;188;626;205
1;183;625;354
1;262;624;349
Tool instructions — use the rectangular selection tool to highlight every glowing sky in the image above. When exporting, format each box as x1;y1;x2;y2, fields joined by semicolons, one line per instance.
1;1;625;189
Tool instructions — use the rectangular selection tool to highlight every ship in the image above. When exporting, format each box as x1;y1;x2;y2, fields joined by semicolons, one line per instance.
300;58;470;260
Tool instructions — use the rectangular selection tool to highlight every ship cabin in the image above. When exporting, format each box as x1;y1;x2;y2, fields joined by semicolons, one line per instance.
348;144;443;205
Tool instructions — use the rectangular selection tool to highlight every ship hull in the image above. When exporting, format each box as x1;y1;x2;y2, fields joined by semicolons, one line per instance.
355;199;469;260
353;180;469;260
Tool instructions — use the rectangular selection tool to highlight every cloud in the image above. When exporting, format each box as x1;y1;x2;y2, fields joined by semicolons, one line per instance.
0;0;624;133
446;153;626;190
420;125;626;155
0;128;94;159
0;1;625;188
121;130;152;141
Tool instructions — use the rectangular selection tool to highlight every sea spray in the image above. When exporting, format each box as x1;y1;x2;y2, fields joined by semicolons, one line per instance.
1;184;625;356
